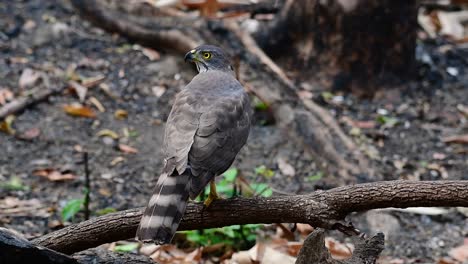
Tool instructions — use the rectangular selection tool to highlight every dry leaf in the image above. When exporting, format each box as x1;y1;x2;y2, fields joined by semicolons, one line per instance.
0;88;14;105
63;104;96;118
184;247;203;262
142;47;161;61
140;244;160;256
68;80;88;102
0;115;16;135
110;156;125;166
277;157;295;177
17;127;41;140
0;197;49;218
33;169;76;181
89;96;106;112
81;75;106;88
19;68;41;89
325;237;353;260
152;86;166;97
119;144;138;154
449;238;468;262
296;223;314;236
443;134;468;144
97;129;119;139
114;109;128;120
457;104;468;117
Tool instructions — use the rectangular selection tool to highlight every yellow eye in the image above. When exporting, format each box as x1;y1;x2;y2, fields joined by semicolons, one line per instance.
202;52;212;60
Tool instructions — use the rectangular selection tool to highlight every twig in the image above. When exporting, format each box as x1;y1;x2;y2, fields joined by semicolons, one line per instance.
0;87;61;120
83;152;90;221
32;180;468;254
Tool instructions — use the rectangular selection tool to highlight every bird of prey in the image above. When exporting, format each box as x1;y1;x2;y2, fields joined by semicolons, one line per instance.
136;45;252;244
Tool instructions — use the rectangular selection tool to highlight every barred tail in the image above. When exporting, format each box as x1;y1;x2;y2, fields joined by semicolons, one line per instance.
136;171;191;244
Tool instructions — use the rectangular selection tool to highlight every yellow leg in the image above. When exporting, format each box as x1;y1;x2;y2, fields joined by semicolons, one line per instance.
204;180;220;207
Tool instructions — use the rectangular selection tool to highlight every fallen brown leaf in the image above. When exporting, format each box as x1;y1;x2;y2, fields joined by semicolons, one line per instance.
443;134;468;145
119;144;138;154
449;238;468;262
110;156;125;166
0;115;16;135
17;127;41;140
0;197;49;218
325;237;353;260
277;157;295;177
68;80;88;102
97;129;119;139
63;104;96;118
19;68;42;89
114;109;128;120
89;96;105;112
0;88;14;105
141;47;161;61
33;169;76;182
296;223;314;236
81;75;106;88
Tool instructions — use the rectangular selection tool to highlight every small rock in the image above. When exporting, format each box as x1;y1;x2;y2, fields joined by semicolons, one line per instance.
366;210;400;240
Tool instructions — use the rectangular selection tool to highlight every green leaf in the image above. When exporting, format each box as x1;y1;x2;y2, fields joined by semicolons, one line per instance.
376;115;398;128
0;177;28;191
96;207;117;216
255;101;269;111
128;130;139;138
114;243;139;252
251;183;273;197
252;96;269;111
254;165;274;178
61;199;84;222
321;91;334;102
223;168;238;182
307;171;324;182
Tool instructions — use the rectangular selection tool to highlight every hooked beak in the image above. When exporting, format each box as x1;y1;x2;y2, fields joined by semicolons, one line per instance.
184;49;197;63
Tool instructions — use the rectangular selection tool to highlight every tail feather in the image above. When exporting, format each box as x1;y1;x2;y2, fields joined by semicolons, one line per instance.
136;171;191;244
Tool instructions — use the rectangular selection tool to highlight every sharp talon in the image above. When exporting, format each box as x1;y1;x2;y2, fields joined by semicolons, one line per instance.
203;180;220;207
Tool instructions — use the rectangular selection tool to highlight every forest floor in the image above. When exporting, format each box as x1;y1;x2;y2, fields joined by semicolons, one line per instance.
0;1;467;263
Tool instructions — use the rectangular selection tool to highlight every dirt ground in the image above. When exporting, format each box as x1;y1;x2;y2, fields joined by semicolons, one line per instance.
1;0;467;263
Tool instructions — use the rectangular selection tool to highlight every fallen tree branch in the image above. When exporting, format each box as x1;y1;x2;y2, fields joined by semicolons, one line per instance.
0;228;154;264
0;86;60;120
33;180;468;254
0;227;78;264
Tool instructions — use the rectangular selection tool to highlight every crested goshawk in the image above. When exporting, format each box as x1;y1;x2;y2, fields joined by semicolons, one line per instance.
136;45;252;244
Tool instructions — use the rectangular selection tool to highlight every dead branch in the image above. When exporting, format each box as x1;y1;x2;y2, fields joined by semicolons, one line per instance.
0;227;78;264
0;86;60;120
70;0;377;183
32;180;468;254
295;228;384;264
0;227;155;264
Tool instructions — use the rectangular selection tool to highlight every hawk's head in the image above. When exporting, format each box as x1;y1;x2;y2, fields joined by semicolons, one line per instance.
184;45;233;73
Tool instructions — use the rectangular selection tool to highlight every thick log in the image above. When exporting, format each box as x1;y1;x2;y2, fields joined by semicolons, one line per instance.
33;180;468;254
0;227;78;264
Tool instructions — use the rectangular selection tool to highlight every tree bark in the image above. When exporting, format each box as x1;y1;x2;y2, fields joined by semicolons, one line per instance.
0;228;155;264
295;228;384;264
32;180;468;254
256;0;418;93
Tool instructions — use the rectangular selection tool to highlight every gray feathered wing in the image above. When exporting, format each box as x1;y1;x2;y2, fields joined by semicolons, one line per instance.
136;73;251;244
